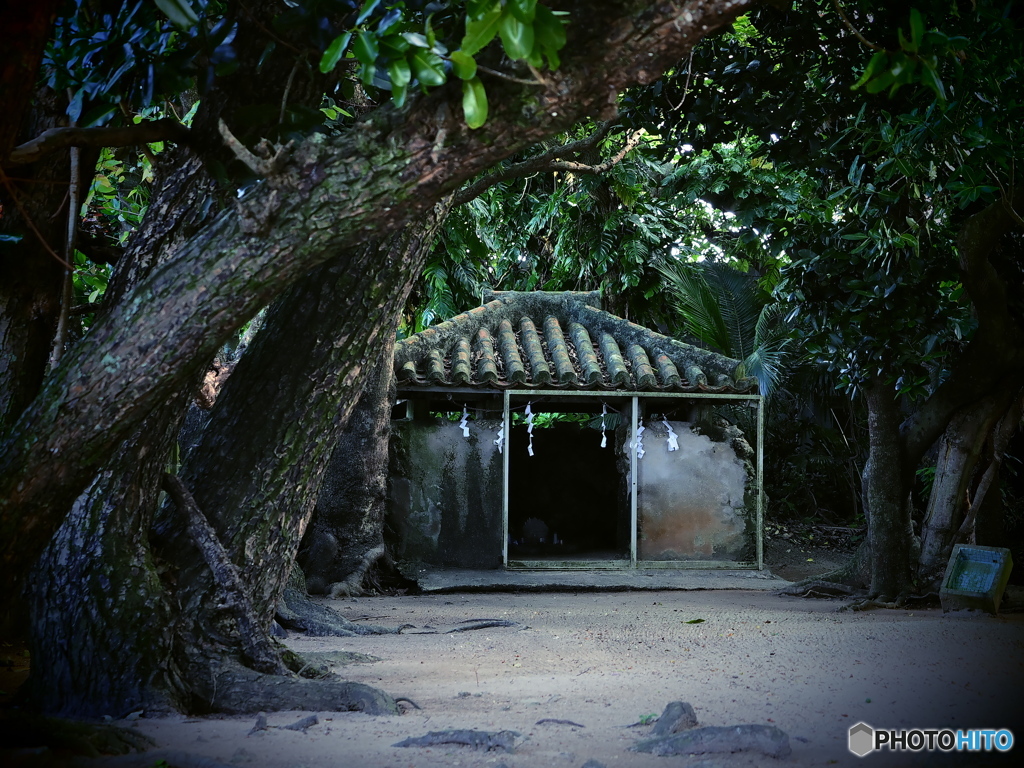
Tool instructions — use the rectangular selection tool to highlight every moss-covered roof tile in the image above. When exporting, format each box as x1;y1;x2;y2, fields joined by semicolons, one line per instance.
395;291;756;394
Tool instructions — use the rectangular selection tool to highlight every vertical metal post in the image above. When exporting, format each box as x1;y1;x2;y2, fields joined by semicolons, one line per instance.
756;395;765;570
630;396;639;568
502;390;510;567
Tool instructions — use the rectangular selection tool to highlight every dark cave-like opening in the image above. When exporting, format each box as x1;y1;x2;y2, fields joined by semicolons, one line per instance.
507;419;627;562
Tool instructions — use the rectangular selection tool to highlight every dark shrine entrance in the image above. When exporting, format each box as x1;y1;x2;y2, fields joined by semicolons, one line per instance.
507;402;630;565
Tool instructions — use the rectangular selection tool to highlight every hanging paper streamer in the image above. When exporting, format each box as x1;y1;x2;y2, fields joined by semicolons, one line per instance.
599;403;608;448
494;425;504;453
525;402;535;457
630;423;646;460
662;417;679;452
460;406;470;438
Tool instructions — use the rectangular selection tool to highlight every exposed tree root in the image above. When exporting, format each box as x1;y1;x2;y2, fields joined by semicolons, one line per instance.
163;474;288;675
779;580;864;598
394;729;520;751
328;545;386;598
778;546;870;599
277;566;403;636
195;658;399;715
840;597;905;611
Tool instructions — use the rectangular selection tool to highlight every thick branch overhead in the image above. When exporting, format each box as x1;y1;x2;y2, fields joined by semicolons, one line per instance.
6;119;192;166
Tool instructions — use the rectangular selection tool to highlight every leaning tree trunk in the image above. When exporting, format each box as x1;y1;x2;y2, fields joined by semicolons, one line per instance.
862;382;916;601
299;333;398;597
148;201;451;713
916;384;1019;590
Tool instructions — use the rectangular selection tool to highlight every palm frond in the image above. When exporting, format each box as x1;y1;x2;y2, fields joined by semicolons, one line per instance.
700;262;762;360
656;261;733;356
741;303;795;399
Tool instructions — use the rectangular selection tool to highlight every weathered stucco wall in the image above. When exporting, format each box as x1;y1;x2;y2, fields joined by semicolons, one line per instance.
636;419;755;562
389;418;503;568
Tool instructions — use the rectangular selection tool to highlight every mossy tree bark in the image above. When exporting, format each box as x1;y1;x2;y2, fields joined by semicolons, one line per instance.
298;335;398;597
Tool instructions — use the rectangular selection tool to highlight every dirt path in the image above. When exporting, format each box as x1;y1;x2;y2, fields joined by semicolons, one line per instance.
126;590;1024;767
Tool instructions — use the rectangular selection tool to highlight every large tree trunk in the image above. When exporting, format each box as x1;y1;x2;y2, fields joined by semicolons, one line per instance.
0;0;756;600
163;206;450;712
299;336;398;597
26;395;190;717
861;383;916;600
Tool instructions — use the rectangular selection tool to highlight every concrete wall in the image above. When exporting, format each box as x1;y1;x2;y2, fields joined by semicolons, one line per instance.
636;419;755;562
389;418;504;568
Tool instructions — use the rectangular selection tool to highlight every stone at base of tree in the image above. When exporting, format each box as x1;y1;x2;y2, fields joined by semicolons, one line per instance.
651;701;699;736
632;724;792;759
393;729;521;752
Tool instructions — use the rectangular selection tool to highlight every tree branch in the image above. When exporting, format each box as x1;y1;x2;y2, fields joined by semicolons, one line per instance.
830;0;884;52
546;128;645;173
6;118;191;166
453;120;619;205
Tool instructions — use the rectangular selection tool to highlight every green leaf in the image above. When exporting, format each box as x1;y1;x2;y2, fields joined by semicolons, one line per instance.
508;0;537;24
380;33;411;58
356;0;381;25
449;50;477;80
499;13;534;60
467;0;497;21
461;4;502;56
319;32;352;73
909;8;924;51
402;31;430;48
853;51;889;91
410;49;445;87
354;30;379;66
865;69;896;94
919;62;946;102
426;13;436;47
462;76;488;129
392;81;408;108
154;0;199;30
389;58;411;89
359;61;376;86
684;618;706;624
897;26;915;55
533;4;566;68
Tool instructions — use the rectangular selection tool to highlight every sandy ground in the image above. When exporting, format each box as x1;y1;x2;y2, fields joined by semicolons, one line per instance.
123;589;1024;768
